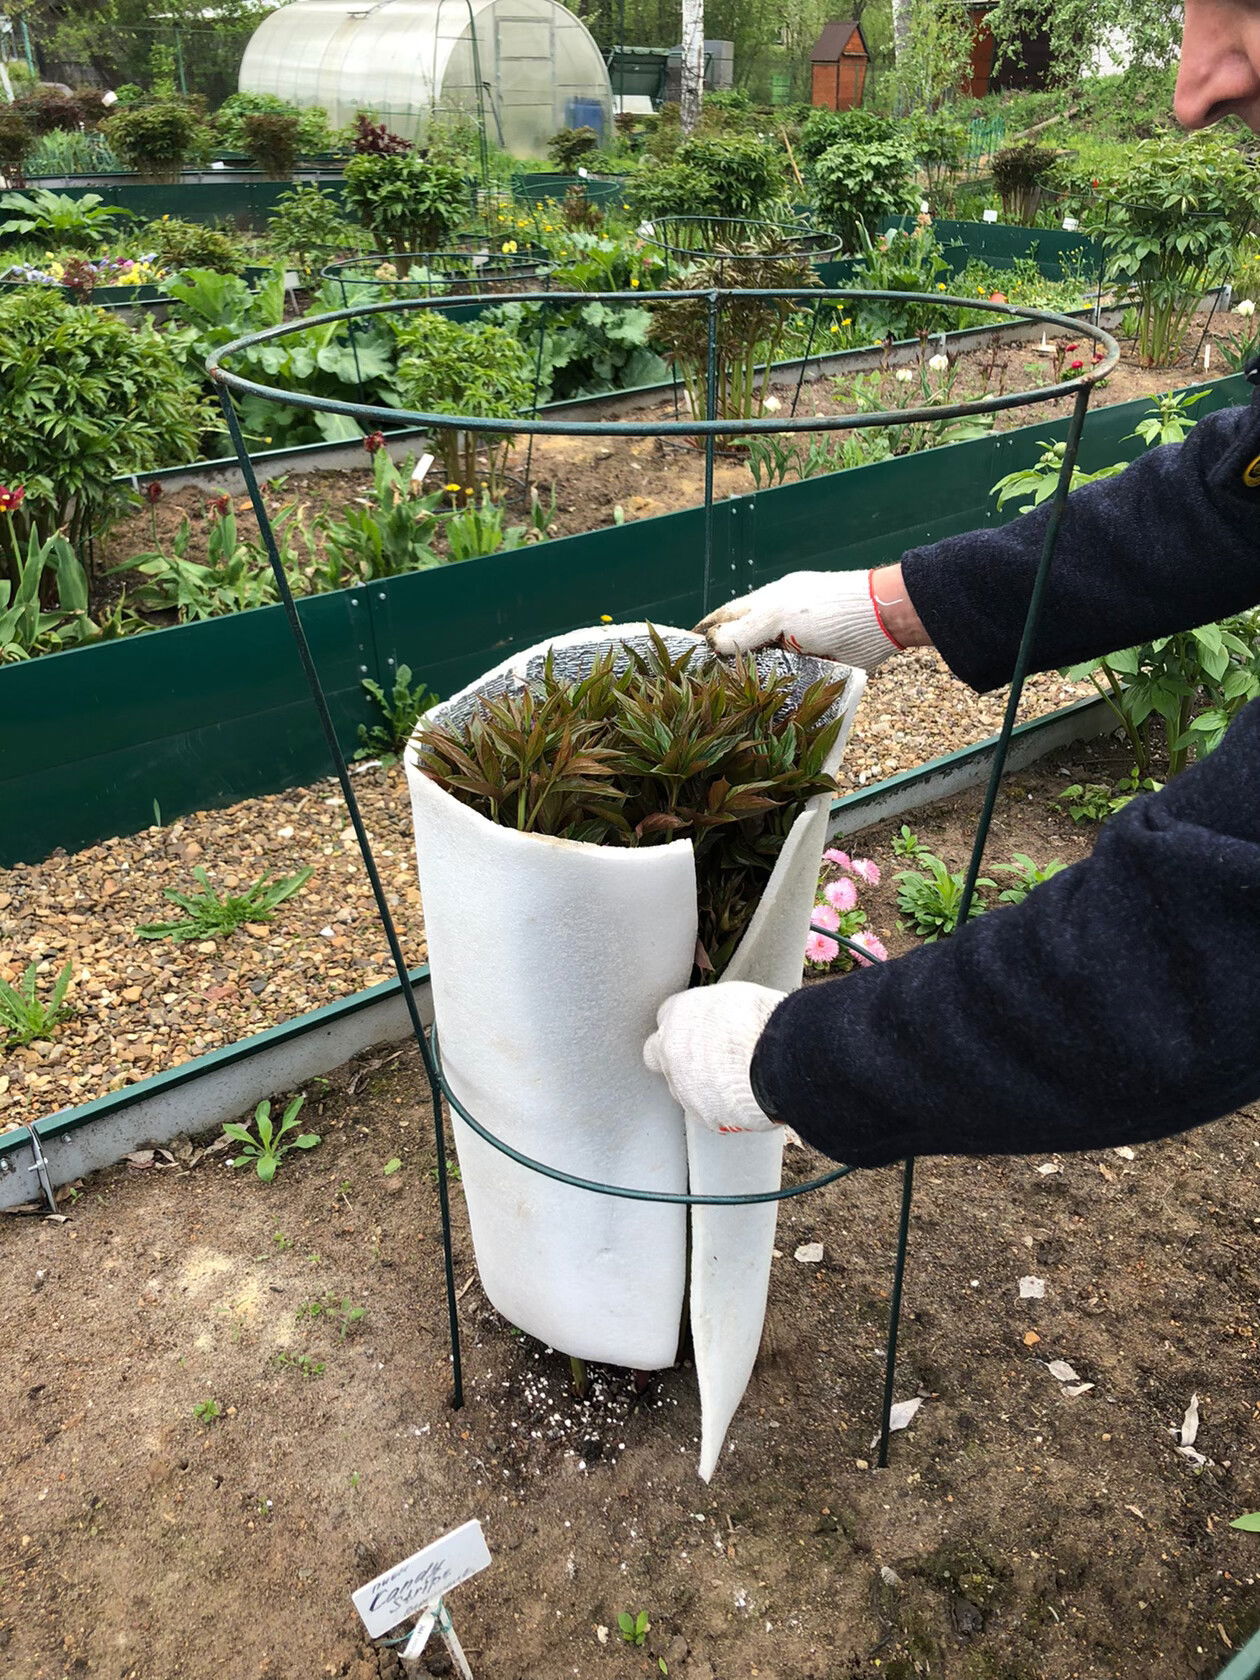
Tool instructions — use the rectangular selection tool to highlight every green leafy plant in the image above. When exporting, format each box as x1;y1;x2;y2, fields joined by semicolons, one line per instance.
629;132;784;226
136;865;313;942
357;663;438;763
547;126;599;171
103;100;211;180
838;357;993;458
193;1398;222;1424
275;1349;326;1376
393;313;532;498
811;138;916;251
1230;1512;1260;1532
110;497;285;622
991;441;1126;514
653;242;818;423
891;824;931;861
798;108;896;168
443;492;533;563
214;92;333;156
993;853;1068;905
0;959;73;1049
0;104;33;186
0;522;93;660
0;289;207;583
895;852;992;940
1094;132;1258;365
992;142;1058;224
415;628;847;980
342;149;468;254
224;1094;321;1182
266;185;371;282
142;216;245;275
1126;386;1209;447
1057;770;1163;822
297;1295;366;1337
319;445;444;585
617;1612;651;1648
911;110;968;198
747;426;891;488
242;111;301;179
0;189;130;251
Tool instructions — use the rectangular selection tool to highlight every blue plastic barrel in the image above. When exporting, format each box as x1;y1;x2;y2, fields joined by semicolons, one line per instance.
565;96;606;140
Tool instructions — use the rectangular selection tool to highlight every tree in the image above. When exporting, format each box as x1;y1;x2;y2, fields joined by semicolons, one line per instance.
680;0;704;132
986;0;1181;87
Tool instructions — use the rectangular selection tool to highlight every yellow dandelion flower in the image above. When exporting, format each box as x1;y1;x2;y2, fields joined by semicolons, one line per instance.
829;321;839;332
841;316;852;326
630;276;639;287
599;613;613;623
464;486;474;494
936;283;946;291
444;482;461;492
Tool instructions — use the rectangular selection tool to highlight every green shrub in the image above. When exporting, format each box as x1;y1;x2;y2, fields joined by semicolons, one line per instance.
242;111;301;178
342;150;469;253
0;289;207;579
811;138;916;249
213;91;332;155
265;184;371;281
629;132;782;224
103;100;210;179
547;125;599;171
0;105;33;186
141;216;245;275
798;107;897;167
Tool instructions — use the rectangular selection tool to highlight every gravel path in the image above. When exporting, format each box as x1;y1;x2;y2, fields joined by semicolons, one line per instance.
0;651;1092;1133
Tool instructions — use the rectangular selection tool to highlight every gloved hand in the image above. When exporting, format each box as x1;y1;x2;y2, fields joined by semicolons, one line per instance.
643;981;787;1133
697;568;904;670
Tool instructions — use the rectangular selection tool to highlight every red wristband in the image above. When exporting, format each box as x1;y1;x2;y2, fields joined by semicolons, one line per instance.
868;571;906;650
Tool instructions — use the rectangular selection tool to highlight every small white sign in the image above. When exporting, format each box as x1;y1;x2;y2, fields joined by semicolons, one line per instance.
352;1519;491;1638
983;208;999;223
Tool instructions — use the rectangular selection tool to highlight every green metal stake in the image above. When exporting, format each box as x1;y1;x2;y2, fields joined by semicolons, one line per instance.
876;1156;915;1468
214;387;465;1411
701;289;719;615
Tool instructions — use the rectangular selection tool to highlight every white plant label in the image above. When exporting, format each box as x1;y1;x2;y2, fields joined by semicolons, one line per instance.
352;1519;491;1638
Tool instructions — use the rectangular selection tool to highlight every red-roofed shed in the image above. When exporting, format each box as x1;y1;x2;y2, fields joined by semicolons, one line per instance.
809;20;869;111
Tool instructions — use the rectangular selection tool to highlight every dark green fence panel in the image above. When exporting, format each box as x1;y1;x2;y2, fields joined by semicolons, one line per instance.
0;374;1247;867
881;216;1102;282
16;176;346;229
0;590;375;866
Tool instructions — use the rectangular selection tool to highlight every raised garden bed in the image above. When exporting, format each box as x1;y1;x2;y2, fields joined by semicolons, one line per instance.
2;745;1256;1680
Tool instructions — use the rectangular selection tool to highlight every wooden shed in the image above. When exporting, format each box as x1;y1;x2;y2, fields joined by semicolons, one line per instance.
809;20;869;111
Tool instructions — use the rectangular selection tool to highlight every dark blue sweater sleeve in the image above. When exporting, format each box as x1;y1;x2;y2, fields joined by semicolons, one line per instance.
751;697;1260;1165
901;374;1260;692
749;373;1260;1165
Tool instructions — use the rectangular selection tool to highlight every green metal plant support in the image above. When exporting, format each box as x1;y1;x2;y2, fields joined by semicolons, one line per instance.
209;285;1118;1470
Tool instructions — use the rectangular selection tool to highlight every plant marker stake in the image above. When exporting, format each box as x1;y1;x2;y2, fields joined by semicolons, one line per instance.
214;387;464;1409
352;1519;489;1676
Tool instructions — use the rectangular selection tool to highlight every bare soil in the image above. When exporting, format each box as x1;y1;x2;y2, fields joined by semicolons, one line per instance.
3;745;1258;1680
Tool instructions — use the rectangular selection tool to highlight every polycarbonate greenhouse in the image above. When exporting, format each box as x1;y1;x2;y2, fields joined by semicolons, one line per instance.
238;0;614;159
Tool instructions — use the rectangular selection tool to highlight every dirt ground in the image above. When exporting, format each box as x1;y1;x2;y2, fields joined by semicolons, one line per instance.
3;745;1258;1680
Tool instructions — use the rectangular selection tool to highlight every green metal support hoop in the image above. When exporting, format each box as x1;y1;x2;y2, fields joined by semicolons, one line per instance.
210;286;1117;1470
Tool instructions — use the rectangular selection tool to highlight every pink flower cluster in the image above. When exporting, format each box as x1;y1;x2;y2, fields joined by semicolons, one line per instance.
805;848;889;969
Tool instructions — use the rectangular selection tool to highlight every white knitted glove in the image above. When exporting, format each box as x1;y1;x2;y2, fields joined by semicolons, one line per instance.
643;981;787;1134
697;569;904;670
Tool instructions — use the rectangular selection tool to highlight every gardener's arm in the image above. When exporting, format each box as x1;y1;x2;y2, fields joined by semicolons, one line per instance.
701;372;1260;687
646;697;1260;1162
747;695;1260;1164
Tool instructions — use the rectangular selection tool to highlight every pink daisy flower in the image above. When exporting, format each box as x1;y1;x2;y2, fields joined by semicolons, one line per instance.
823;847;851;870
824;877;857;912
850;930;889;966
850;858;881;886
811;901;841;931
805;931;840;965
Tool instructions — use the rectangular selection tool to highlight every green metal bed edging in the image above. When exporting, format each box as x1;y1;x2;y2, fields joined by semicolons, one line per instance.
1215;1626;1260;1680
1;372;1247;868
0;692;1106;1157
0;963;429;1165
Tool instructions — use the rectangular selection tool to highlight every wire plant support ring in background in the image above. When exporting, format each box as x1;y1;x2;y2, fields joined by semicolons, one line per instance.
208;285;1119;1472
